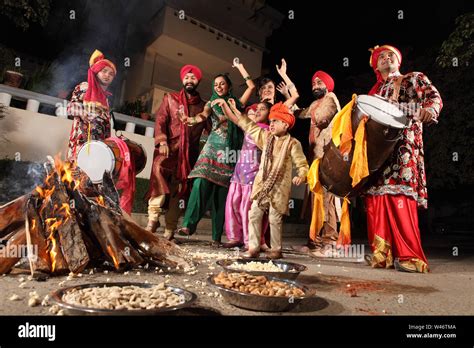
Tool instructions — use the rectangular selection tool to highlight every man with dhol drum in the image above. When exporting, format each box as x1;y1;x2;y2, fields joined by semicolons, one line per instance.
364;45;443;273
146;65;208;241
67;49;116;161
291;71;342;257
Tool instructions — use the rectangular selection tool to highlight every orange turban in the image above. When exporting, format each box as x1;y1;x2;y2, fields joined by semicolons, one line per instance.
269;102;295;129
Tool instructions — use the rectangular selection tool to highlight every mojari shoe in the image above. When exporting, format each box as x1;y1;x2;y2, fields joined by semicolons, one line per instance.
241;249;260;258
176;227;192;236
222;240;244;249
146;220;160;233
291;241;318;253
265;250;283;260
210;240;222;248
395;260;418;273
163;230;176;241
310;247;336;259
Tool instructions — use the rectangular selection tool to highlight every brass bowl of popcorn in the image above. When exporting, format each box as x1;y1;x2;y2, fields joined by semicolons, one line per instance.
216;258;307;280
50;282;197;315
208;272;315;312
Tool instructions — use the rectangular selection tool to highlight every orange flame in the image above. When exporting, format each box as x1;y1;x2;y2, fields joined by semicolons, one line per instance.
50;156;81;191
45;218;62;273
96;196;105;207
59;203;72;220
106;245;120;269
36;186;55;199
49;234;58;273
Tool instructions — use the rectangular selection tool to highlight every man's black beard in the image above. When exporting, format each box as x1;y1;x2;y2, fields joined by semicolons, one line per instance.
184;83;198;95
312;87;327;100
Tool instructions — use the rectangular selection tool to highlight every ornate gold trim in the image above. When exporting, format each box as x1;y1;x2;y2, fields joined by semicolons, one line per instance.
399;258;429;273
371;234;393;268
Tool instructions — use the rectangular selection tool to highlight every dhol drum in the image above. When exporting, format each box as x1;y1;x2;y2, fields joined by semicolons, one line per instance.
76;137;147;184
319;95;408;198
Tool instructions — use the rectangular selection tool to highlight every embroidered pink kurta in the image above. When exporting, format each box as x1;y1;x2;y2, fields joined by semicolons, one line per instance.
225;124;268;246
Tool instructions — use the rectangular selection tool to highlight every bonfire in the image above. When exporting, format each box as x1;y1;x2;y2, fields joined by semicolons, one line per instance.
0;156;190;276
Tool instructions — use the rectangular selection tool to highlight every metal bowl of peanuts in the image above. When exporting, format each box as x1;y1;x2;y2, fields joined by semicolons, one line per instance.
208;272;315;312
216;259;307;280
50;282;197;315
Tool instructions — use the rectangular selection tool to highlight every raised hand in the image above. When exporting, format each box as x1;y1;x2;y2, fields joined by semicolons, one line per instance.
232;57;241;68
276;58;287;76
276;81;290;98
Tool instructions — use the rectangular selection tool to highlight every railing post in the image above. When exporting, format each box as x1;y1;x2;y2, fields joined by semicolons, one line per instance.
125;122;136;133
55;105;68;118
0;93;12;106
26;99;40;112
145;127;154;137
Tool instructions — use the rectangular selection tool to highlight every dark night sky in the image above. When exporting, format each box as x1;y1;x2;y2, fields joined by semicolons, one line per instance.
262;1;472;147
263;0;471;104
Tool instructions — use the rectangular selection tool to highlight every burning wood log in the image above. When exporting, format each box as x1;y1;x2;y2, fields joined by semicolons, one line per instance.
0;156;191;275
0;227;26;274
120;213;190;269
25;197;51;273
0;195;28;238
87;204;144;269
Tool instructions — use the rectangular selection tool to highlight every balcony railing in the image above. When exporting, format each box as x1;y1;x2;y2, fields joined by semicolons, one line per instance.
0;84;155;137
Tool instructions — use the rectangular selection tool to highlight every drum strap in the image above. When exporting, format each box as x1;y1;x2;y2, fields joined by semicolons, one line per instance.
390;75;406;102
110;111;117;131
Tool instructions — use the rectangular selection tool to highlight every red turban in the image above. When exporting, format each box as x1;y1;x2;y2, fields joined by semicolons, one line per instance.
369;45;402;70
84;49;116;110
368;45;402;95
311;70;334;92
245;103;257;114
180;64;202;81
269;102;295;129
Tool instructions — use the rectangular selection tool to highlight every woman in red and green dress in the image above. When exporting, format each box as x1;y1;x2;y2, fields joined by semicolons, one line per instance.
176;61;255;247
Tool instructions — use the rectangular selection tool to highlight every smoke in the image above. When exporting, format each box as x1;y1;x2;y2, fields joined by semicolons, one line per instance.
0;161;46;204
41;0;161;102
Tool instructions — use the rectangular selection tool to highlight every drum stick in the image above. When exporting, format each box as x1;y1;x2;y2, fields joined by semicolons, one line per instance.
392;101;439;124
87;121;91;155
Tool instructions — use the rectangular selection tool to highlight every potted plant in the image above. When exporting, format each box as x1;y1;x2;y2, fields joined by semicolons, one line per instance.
3;70;24;88
24;62;52;93
0;46;24;88
117;98;150;119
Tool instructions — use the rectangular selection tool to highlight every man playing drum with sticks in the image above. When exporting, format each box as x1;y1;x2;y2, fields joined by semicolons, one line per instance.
146;65;209;241
364;45;443;273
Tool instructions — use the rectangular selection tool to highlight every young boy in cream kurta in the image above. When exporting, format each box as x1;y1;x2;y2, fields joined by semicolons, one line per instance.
214;100;309;259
